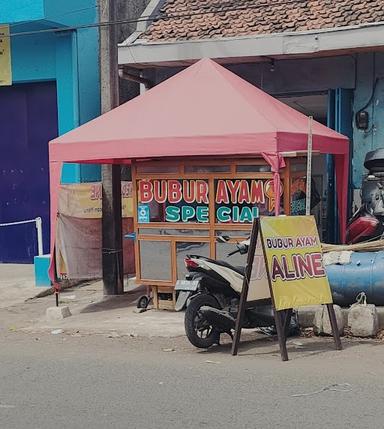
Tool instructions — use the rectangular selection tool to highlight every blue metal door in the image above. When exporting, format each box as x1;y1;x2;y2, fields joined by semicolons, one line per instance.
0;82;58;263
327;88;353;243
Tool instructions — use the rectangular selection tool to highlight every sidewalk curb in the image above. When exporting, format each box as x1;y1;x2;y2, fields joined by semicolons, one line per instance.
297;306;384;329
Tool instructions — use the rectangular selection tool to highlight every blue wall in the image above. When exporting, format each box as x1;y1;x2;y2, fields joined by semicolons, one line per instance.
0;0;45;24
2;0;101;183
353;53;384;189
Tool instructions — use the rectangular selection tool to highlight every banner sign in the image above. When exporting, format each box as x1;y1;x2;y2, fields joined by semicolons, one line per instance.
260;216;332;310
59;182;133;218
0;25;11;86
137;178;282;223
232;216;341;361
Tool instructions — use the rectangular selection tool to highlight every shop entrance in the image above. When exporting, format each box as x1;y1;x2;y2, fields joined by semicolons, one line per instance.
278;91;353;243
0;82;58;263
278;93;329;241
278;93;328;125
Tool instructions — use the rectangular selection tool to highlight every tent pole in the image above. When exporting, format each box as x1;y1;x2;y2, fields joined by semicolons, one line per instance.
99;0;124;295
305;116;313;216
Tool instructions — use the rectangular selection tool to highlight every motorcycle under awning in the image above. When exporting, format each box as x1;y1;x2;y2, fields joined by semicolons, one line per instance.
48;58;349;280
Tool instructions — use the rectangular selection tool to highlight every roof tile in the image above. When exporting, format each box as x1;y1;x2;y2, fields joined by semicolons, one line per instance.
141;0;384;42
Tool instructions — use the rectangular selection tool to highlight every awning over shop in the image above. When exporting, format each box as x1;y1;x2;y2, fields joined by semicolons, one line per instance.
49;58;349;279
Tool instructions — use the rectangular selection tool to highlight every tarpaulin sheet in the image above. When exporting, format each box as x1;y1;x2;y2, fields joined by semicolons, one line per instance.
56;215;135;280
58;181;133;219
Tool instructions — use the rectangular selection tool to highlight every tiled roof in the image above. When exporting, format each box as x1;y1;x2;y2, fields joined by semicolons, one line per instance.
141;0;384;42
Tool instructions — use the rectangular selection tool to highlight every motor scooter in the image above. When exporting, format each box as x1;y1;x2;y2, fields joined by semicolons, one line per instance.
175;237;298;349
347;148;384;244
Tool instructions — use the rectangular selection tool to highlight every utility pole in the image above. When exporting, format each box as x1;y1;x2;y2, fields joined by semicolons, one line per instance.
99;0;124;295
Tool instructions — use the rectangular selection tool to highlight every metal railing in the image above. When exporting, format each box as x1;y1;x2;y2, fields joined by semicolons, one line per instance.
0;217;43;256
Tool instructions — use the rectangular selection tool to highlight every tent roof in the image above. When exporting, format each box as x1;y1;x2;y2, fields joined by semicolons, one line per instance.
50;58;348;163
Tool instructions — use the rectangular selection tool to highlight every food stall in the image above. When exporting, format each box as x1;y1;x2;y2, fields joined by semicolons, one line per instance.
47;58;349;309
132;157;315;308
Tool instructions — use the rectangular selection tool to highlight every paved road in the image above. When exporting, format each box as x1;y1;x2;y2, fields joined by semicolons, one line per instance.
1;331;384;429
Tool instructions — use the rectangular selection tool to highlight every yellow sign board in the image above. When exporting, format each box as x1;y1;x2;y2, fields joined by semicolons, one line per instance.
0;25;11;86
233;216;340;360
260;215;332;310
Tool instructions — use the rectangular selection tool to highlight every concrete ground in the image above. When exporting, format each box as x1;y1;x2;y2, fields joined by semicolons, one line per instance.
0;284;186;338
1;330;384;429
0;264;185;337
1;263;384;339
0;264;37;308
2;264;384;428
33;280;186;337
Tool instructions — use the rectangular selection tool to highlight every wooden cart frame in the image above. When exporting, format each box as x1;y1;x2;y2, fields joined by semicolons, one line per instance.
131;157;309;307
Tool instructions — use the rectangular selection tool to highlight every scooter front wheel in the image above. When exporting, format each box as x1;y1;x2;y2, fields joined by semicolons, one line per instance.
184;294;220;349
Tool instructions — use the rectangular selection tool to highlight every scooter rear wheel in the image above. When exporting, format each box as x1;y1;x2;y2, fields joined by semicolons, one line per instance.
185;294;220;349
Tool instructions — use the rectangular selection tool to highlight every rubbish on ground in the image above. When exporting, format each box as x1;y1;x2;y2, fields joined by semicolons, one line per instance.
292;383;352;397
162;348;175;352
301;328;314;337
61;295;76;301
51;329;64;335
107;331;120;338
134;308;147;314
255;327;275;336
205;360;221;364
289;340;304;348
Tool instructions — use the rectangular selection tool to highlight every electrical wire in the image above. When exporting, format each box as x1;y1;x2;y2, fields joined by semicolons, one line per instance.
355;51;382;135
2;0;348;39
357;77;380;113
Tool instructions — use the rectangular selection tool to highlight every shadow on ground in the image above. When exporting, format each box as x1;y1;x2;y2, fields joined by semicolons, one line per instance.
79;285;146;313
195;332;376;360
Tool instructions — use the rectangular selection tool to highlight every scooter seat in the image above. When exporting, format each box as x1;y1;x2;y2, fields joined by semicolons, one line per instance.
187;254;245;276
215;260;245;276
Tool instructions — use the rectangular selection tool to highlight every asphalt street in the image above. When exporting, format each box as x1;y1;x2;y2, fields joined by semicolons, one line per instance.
1;331;384;429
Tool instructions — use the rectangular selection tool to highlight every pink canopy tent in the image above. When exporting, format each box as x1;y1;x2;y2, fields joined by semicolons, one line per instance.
48;58;349;280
